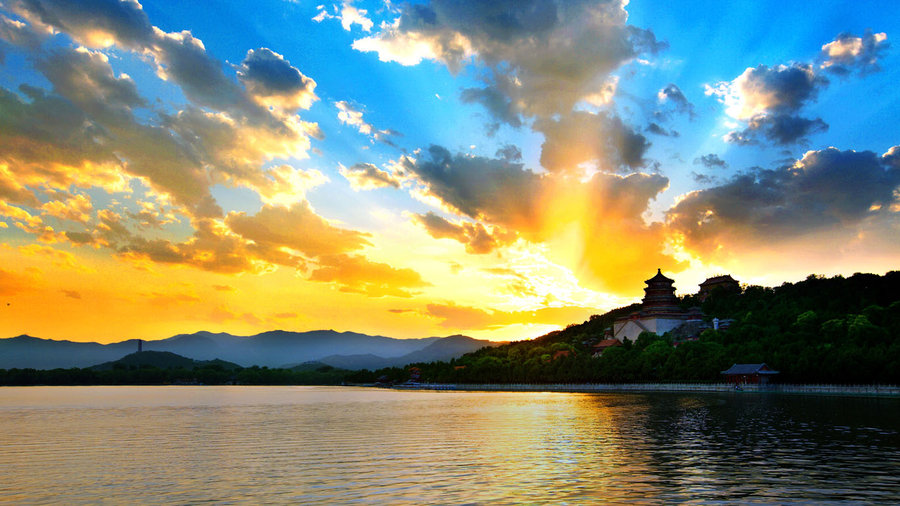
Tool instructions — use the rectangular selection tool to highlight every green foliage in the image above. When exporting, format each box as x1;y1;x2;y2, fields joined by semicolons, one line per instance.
349;271;900;385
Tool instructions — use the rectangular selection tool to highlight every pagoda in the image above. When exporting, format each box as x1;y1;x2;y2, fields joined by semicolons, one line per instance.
611;269;702;342
641;269;682;316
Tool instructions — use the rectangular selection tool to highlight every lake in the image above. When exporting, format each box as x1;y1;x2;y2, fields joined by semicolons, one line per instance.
1;386;898;503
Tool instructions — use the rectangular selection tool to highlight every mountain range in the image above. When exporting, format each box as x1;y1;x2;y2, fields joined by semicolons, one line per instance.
0;330;502;370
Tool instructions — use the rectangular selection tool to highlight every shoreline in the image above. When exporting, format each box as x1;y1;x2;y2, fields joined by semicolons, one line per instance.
386;382;900;397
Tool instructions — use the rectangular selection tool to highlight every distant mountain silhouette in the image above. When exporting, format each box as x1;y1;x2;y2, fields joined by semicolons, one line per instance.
90;351;241;371
0;335;140;369
312;335;501;370
0;330;500;369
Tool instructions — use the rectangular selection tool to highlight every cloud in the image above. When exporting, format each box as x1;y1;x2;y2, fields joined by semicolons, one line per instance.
225;201;371;259
706;62;831;145
254;165;328;205
0;267;31;296
667;146;900;257
313;2;373;32
459;86;523;129
821;31;889;76
335;100;399;144
309;254;429;297
353;0;664;122
535;111;651;173
693;153;728;170
656;83;695;119
401;145;679;293
41;192;93;223
413;211;514;254
238;48;317;111
61;289;81;299
6;0;323;219
424;302;595;330
399;145;545;230
646;122;678;137
495;144;522;162
0;13;40;55
339;162;403;190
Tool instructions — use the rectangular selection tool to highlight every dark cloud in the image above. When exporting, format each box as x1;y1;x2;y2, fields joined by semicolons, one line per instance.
742;63;826;112
495;144;522;162
693;153;728;170
0;12;41;54
690;172;719;185
1;3;323;220
10;0;154;48
646;122;678;137
401;145;679;293
238;48;317;111
709;62;830;145
657;83;695;119
35;46;144;126
668;147;900;254
413;211;514;254
821;30;889;76
400;145;544;229
746;113;828;145
459;85;523;128
535;111;651;173
356;0;664;121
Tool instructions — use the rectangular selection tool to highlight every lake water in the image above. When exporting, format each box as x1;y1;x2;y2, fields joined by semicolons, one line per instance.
1;386;898;504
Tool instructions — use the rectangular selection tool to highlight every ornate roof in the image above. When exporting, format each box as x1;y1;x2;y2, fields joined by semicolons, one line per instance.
700;274;738;287
721;363;779;375
645;268;674;284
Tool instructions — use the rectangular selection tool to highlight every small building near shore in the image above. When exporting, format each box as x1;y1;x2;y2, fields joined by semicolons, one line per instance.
591;339;623;357
721;363;779;385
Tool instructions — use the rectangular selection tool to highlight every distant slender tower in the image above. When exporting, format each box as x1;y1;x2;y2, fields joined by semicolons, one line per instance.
138;339;143;353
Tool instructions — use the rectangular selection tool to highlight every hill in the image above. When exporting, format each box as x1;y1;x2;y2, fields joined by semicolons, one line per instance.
0;330;491;369
90;351;241;371
313;335;503;370
346;271;900;385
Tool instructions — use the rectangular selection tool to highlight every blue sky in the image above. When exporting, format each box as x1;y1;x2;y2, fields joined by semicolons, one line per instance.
0;0;898;341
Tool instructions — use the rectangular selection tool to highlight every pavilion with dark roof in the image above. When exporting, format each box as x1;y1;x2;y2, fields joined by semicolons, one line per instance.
721;363;779;385
698;274;740;301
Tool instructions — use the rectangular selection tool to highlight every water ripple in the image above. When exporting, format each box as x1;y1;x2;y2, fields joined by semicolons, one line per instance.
1;386;898;504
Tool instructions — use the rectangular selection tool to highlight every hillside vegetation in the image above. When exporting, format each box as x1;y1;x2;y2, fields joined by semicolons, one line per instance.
3;272;897;386
347;271;900;385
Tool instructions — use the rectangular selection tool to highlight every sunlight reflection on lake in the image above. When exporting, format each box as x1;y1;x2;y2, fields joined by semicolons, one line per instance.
1;386;898;503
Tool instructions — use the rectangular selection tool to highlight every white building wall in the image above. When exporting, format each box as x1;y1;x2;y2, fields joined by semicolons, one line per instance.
613;317;685;342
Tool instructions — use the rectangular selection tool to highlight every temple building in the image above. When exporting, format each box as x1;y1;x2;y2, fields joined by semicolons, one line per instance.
612;269;703;342
698;274;740;301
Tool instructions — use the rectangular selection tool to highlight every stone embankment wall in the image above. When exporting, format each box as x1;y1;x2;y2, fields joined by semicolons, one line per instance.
397;383;900;396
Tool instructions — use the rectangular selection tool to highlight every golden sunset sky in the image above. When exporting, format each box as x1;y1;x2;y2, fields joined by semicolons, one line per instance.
1;0;898;343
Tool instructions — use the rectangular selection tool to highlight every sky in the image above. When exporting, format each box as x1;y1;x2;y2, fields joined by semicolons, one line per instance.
0;0;898;343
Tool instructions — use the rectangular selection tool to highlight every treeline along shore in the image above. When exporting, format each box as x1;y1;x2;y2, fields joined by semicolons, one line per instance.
2;272;899;387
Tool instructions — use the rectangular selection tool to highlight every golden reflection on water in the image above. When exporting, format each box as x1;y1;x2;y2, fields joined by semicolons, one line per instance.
1;386;898;504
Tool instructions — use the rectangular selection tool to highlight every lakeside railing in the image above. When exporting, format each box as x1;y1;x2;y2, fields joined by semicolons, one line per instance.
395;382;900;396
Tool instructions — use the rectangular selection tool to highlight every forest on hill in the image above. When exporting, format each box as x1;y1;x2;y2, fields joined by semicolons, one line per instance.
2;271;898;386
346;271;900;385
